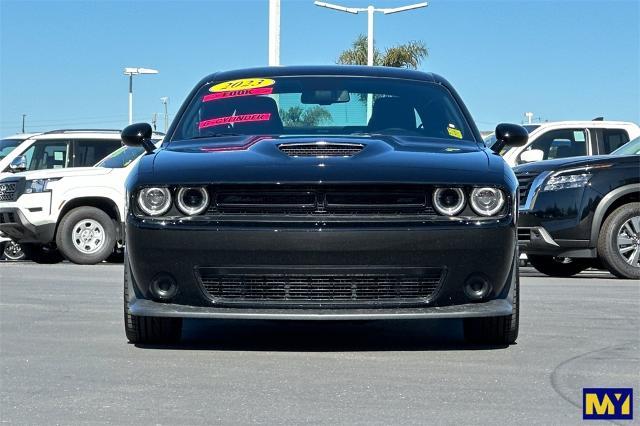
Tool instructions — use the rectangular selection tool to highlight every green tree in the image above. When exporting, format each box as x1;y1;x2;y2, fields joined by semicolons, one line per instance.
337;34;427;69
280;106;332;127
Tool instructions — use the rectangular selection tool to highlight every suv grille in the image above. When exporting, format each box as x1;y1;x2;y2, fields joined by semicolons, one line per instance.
197;267;444;305
0;182;17;202
278;142;364;157
515;172;538;206
208;185;435;216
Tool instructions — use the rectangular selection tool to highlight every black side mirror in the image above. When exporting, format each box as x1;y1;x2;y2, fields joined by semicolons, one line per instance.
9;155;27;173
121;123;155;153
491;123;529;153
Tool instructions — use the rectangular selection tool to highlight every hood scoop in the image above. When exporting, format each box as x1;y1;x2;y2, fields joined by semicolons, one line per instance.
278;142;364;158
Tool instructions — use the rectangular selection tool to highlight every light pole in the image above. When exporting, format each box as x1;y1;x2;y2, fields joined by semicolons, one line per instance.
269;0;280;66
314;1;428;67
123;67;159;124
314;1;427;117
160;97;169;132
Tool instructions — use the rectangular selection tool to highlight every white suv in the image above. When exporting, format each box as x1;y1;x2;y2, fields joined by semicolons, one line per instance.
0;136;161;264
0;130;126;260
485;120;640;166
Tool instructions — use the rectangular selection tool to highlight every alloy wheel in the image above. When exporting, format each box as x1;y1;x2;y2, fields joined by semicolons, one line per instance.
616;216;640;267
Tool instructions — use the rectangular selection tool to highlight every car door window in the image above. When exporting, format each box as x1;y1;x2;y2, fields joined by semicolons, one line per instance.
600;129;629;154
73;139;122;166
519;129;587;162
19;140;70;171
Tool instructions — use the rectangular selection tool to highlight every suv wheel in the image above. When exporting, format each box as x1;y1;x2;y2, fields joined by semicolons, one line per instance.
124;257;182;344
464;263;519;345
2;241;26;261
527;255;589;277
597;203;640;279
56;207;116;265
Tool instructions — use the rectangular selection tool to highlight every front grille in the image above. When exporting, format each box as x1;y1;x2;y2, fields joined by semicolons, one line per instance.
515;172;538;206
197;267;444;305
0;182;17;202
278;142;364;157
207;185;435;216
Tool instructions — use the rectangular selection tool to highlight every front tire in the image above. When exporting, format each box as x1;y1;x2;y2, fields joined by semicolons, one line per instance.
56;207;116;265
597;203;640;279
464;263;519;345
527;255;589;277
124;257;182;344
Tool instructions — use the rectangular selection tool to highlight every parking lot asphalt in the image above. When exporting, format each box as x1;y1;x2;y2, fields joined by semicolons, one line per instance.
1;262;638;425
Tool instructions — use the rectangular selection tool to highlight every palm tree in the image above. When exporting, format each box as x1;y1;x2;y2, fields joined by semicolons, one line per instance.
337;34;427;69
280;106;332;127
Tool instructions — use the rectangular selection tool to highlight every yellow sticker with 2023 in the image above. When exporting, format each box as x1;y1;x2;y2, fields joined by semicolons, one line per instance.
447;124;463;139
210;78;275;93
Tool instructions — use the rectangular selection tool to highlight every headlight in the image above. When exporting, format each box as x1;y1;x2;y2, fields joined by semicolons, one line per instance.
433;187;465;216
137;187;172;216
176;187;209;215
470;187;505;216
542;173;592;192
25;178;59;194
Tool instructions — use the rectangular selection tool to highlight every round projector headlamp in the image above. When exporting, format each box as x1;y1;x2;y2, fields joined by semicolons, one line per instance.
176;187;209;215
470;187;505;216
433;187;465;216
137;187;172;216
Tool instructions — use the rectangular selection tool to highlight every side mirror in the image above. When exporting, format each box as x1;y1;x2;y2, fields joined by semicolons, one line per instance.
9;155;27;173
519;149;544;164
491;123;528;153
121;123;155;153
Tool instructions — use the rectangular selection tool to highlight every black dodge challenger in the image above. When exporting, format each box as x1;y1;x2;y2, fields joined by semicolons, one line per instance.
121;66;528;345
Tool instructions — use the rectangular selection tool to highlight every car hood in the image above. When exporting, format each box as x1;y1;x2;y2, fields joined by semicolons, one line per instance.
143;136;505;185
5;167;113;180
512;155;621;174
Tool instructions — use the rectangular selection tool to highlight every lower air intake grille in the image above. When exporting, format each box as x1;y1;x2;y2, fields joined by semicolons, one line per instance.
278;142;364;157
197;267;444;305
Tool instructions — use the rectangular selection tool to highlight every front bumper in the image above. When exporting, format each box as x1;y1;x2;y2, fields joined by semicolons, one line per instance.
126;215;517;316
0;207;55;244
128;298;513;320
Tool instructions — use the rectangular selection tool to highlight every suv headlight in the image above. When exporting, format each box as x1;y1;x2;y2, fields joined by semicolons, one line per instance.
470;187;506;216
137;187;172;216
25;178;60;194
542;173;592;192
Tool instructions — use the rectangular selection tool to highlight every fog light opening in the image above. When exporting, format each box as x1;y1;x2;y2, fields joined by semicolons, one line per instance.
464;275;491;301
150;274;178;301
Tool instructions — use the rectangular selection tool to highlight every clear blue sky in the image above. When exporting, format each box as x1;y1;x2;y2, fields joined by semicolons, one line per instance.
1;0;638;135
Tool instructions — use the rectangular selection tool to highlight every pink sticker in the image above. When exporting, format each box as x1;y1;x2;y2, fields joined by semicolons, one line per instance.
202;87;273;102
198;113;272;129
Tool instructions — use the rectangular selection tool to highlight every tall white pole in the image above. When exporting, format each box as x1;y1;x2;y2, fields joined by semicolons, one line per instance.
367;5;374;66
366;5;374;120
269;0;281;66
128;75;133;125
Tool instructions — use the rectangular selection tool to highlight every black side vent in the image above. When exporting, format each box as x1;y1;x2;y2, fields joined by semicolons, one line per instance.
515;172;538;206
278;142;364;157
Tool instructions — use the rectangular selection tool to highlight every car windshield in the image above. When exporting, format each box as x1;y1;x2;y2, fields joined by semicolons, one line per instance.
611;137;640;155
171;76;476;143
0;138;24;160
94;139;162;168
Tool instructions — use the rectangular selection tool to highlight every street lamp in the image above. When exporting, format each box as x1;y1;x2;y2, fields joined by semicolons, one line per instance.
160;97;169;132
314;1;427;118
123;67;159;125
314;1;428;66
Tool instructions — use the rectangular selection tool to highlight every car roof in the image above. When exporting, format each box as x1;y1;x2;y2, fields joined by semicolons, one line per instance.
2;132;42;139
529;120;639;129
197;65;440;87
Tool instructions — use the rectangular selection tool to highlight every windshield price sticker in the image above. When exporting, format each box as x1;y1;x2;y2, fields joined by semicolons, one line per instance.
199;113;272;129
203;87;273;102
209;78;275;93
447;124;463;139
